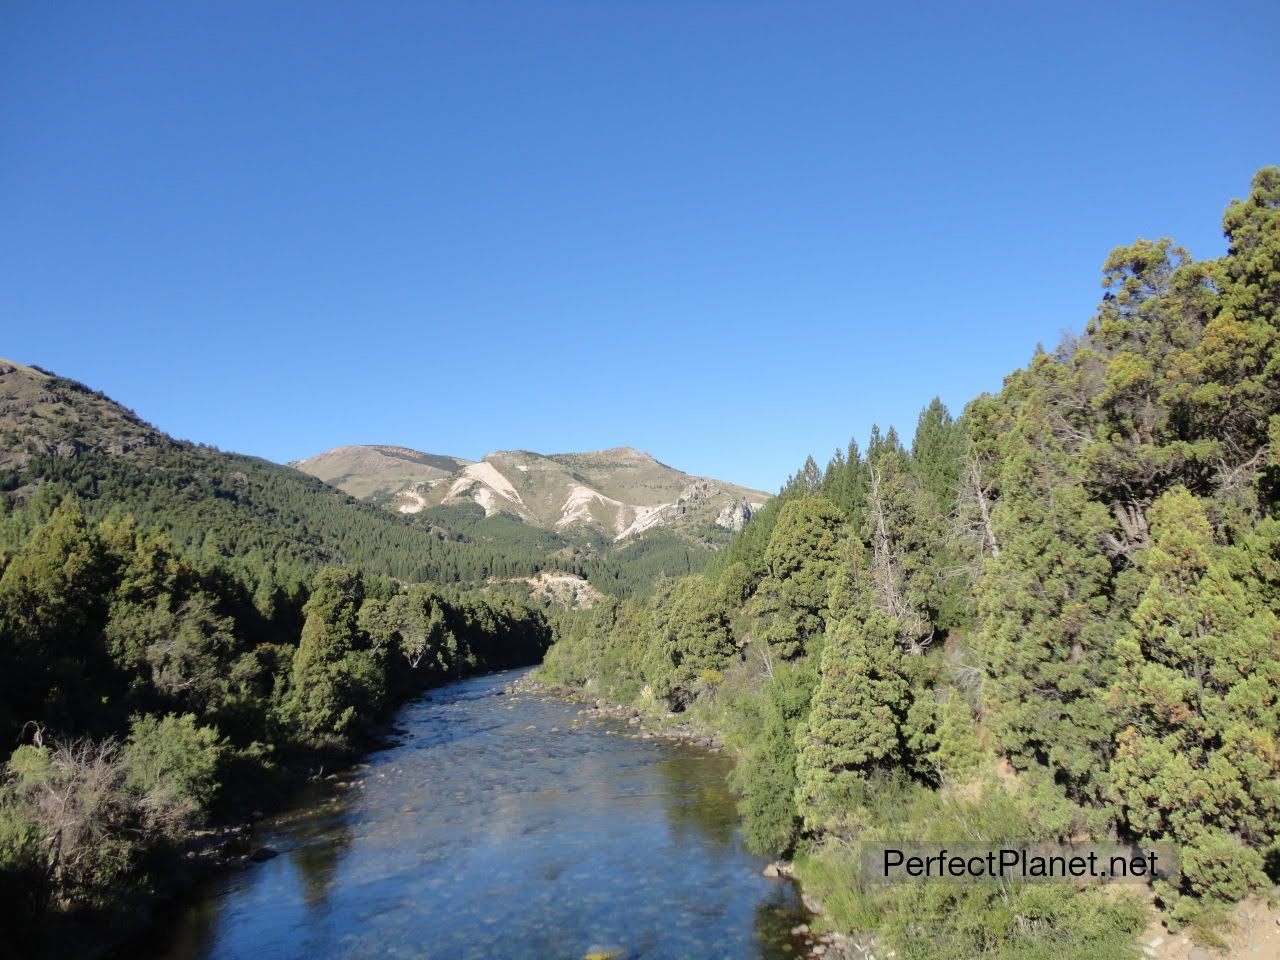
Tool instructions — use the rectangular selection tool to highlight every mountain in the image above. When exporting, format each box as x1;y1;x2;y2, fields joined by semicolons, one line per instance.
290;445;473;500
0;360;563;589
293;444;770;542
0;360;760;598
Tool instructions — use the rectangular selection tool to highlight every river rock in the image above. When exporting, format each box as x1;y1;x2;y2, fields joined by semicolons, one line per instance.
249;847;278;862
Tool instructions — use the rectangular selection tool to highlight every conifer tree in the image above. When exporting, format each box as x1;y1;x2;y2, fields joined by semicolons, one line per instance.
911;397;964;510
820;438;871;525
747;497;844;658
733;661;816;856
794;612;912;832
976;377;1116;804
287;568;385;738
642;576;734;707
863;435;941;652
931;692;983;783
1109;487;1280;907
0;500;115;737
1201;166;1280;462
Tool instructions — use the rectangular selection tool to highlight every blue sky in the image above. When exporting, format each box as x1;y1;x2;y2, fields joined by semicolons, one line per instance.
2;2;1277;492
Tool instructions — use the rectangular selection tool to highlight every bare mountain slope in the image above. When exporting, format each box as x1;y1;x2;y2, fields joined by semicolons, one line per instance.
294;444;770;541
291;445;473;500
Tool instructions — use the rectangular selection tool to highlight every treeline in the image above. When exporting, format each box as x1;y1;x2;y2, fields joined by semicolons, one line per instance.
539;167;1280;957
0;499;551;956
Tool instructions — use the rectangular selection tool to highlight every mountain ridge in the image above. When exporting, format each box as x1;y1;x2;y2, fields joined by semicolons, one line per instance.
293;443;771;542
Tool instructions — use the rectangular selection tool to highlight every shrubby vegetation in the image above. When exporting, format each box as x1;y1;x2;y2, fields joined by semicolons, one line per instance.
538;168;1280;956
0;497;550;954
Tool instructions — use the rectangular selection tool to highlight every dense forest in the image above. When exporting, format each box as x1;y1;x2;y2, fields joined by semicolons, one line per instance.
539;167;1280;958
0;490;552;957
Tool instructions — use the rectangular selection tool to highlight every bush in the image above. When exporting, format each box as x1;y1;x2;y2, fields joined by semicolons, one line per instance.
3;737;137;906
122;714;224;833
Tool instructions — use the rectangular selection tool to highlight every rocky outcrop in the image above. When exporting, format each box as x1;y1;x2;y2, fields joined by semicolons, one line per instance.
0;359;164;471
716;498;753;531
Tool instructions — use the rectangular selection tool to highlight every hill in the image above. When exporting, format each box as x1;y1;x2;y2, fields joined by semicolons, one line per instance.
294;443;769;541
0;360;558;592
0;361;755;598
290;445;472;500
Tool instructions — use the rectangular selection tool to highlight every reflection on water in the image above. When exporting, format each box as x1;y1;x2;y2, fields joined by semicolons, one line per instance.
143;668;809;960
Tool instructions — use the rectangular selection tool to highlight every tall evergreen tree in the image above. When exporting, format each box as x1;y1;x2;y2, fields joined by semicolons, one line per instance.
911;397;964;511
975;373;1116;804
1109;487;1280;908
642;576;734;707
863;436;944;652
286;568;385;738
794;611;912;832
747;497;845;658
1201;166;1280;464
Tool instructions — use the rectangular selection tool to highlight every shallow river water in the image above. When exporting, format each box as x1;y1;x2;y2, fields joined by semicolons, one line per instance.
144;668;811;960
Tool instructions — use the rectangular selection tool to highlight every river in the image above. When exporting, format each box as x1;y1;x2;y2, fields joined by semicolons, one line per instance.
142;667;812;960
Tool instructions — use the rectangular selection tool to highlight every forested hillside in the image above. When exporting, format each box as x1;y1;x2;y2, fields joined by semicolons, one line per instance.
0;361;575;594
539;167;1280;958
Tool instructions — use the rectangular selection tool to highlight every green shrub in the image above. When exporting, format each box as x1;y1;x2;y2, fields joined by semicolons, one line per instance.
122;713;224;831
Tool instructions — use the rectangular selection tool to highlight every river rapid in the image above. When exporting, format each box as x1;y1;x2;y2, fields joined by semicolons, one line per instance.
142;667;812;960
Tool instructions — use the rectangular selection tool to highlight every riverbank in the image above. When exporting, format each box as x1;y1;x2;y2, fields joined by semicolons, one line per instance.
87;730;397;960
506;672;727;750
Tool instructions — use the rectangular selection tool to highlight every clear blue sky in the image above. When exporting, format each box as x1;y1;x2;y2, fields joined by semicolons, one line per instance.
2;2;1277;492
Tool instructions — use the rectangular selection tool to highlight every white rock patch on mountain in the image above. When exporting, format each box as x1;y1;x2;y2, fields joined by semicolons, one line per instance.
447;461;524;505
557;484;624;528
